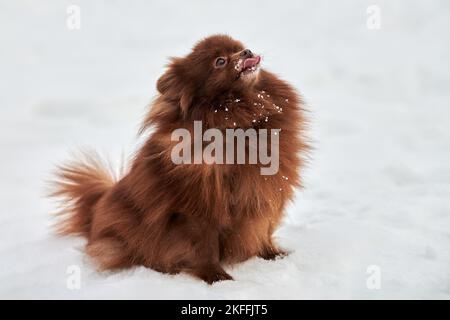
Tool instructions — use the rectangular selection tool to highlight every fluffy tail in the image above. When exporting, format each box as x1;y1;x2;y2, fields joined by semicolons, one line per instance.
51;152;116;237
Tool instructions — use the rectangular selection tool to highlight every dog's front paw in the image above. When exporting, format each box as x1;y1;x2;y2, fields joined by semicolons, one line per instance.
192;265;233;284
259;247;290;261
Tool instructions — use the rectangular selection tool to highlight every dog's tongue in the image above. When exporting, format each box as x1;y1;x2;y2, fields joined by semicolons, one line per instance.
243;56;261;69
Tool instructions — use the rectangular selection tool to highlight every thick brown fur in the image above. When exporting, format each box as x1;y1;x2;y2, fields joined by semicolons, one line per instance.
51;35;308;284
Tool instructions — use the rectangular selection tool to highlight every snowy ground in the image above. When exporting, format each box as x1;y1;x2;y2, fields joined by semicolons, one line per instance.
1;0;450;299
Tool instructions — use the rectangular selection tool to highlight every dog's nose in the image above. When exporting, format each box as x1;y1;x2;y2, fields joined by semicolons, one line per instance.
240;49;253;58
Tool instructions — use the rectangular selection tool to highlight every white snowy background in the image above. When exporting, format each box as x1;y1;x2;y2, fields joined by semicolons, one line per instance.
1;0;449;299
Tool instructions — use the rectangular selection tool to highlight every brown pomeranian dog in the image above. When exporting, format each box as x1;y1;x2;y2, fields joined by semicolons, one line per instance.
52;34;308;284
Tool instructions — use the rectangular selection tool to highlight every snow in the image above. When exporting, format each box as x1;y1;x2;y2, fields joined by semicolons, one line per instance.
1;0;450;299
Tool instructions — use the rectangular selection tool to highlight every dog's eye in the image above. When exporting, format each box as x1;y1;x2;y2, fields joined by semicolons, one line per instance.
215;57;227;68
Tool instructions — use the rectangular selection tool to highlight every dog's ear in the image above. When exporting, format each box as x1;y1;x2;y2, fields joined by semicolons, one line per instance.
157;57;193;117
156;61;178;95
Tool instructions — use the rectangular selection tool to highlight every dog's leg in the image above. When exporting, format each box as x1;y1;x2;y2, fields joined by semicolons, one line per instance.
86;237;133;270
258;223;290;261
188;223;233;284
161;213;233;284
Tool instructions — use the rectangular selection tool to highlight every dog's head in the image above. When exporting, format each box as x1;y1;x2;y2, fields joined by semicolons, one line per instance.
157;35;261;116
